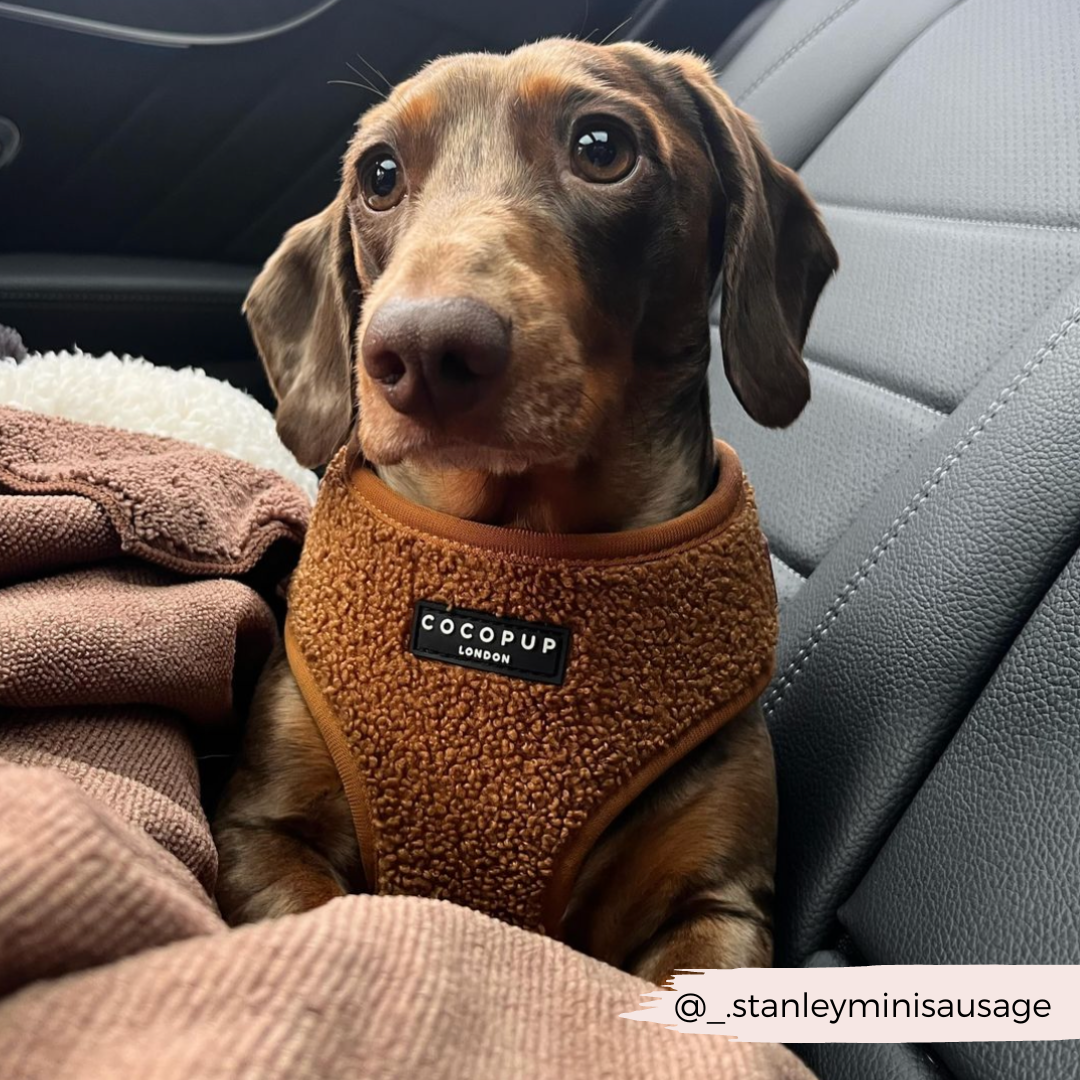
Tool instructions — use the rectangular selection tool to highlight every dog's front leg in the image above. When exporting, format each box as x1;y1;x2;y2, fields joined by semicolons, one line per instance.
213;646;363;924
563;704;777;983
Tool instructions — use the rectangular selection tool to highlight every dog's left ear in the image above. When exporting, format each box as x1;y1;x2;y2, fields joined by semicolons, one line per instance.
244;198;360;468
668;53;839;428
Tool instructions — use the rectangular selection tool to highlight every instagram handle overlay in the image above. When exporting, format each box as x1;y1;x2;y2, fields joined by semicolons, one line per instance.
621;965;1077;1041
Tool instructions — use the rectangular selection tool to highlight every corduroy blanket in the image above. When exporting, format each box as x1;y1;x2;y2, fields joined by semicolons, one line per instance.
0;400;815;1080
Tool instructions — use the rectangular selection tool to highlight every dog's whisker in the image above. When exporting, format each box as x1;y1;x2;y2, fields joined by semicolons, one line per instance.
576;0;591;40
328;79;381;93
355;51;393;90
345;62;388;100
344;66;385;98
597;15;634;47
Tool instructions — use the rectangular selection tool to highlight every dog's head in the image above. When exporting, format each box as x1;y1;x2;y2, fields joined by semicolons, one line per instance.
246;39;836;514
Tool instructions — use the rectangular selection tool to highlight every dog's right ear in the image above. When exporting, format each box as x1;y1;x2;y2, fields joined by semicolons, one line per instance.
662;51;838;429
244;200;360;468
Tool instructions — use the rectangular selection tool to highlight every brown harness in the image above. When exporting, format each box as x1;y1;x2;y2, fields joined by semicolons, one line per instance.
286;440;778;936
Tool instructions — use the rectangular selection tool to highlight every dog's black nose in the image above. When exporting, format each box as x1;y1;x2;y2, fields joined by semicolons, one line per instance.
362;297;510;418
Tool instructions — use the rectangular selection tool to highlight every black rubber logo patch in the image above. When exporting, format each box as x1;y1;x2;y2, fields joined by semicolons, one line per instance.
410;601;571;685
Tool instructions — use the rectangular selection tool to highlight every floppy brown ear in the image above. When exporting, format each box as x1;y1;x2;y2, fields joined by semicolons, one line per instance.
243;200;360;468
670;54;838;428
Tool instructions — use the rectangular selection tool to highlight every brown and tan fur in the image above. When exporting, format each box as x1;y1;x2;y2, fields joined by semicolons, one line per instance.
213;39;837;983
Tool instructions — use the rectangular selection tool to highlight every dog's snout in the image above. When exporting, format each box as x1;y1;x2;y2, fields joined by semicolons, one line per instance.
362;297;510;418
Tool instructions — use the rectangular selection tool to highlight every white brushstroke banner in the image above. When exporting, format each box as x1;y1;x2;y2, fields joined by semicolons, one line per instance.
622;965;1079;1041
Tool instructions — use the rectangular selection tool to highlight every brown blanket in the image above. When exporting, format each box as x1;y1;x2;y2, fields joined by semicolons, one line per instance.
0;404;815;1080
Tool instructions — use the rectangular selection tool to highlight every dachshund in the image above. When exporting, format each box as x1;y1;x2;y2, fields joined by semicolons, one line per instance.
213;38;837;983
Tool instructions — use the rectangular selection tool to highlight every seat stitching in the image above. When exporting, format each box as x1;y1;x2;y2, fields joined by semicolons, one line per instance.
764;301;1080;717
806;356;947;417
735;0;863;105
772;555;806;582
816;202;1080;234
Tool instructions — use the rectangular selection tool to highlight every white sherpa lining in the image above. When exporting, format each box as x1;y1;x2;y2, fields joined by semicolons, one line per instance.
0;350;318;501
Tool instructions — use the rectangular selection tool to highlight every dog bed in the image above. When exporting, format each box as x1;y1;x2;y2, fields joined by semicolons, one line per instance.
0;346;317;499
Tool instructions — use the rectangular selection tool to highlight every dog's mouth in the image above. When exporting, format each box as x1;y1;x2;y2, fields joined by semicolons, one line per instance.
355;277;605;476
358;413;576;475
358;348;594;476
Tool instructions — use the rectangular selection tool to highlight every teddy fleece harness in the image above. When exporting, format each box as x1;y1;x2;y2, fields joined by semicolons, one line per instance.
284;440;778;937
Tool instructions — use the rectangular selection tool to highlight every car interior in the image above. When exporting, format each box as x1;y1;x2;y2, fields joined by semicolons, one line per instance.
3;1;1079;1077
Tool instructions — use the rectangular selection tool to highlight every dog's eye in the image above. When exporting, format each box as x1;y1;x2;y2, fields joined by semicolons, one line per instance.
360;151;405;211
571;120;636;183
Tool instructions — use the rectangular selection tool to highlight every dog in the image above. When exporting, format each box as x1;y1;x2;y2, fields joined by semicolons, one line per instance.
213;38;837;983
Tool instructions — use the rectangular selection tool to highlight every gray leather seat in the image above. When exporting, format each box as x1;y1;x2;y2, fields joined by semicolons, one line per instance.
710;2;1080;1077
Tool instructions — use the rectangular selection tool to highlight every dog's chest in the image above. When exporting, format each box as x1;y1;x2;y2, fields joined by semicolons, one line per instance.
285;448;777;935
